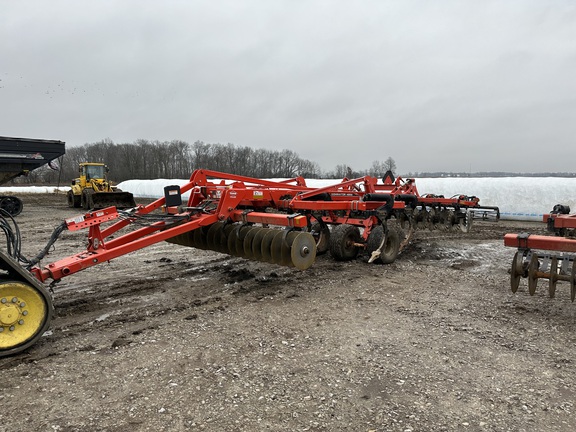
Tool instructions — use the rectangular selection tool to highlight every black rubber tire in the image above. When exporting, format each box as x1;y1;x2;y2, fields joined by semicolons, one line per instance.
67;190;81;208
0;196;23;217
81;189;93;210
329;224;361;261
366;225;400;264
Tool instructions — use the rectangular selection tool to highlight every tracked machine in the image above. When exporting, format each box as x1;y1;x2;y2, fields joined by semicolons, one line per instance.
0;169;499;357
504;204;576;301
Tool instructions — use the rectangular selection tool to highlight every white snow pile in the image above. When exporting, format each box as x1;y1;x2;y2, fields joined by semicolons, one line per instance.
3;177;576;221
0;186;69;193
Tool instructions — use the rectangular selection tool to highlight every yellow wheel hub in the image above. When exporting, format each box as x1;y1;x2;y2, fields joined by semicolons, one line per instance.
0;281;48;350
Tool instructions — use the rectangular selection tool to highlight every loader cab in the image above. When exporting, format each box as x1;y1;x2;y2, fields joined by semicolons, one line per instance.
81;164;107;181
75;163;109;189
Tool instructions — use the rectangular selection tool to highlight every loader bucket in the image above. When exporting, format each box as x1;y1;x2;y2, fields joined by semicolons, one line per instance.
89;192;136;210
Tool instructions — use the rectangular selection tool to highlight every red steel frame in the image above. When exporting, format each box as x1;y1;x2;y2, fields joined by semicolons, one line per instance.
504;233;576;253
504;211;576;253
27;169;497;284
544;212;576;231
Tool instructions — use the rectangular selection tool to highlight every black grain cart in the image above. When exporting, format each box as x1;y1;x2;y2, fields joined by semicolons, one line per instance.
0;136;66;216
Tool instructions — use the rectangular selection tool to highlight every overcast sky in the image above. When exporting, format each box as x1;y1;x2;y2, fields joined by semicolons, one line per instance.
2;1;575;174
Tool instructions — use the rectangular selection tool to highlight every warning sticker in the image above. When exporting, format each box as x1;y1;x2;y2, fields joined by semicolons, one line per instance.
66;216;85;225
253;191;264;199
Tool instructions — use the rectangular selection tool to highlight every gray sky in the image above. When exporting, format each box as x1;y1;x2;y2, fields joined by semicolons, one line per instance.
2;0;576;174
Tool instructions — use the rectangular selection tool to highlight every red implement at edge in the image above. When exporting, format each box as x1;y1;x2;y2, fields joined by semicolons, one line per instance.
504;233;576;253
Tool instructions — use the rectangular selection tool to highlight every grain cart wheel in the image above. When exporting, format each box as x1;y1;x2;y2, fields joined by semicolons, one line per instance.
309;222;330;255
329;224;361;261
0;197;24;217
67;190;81;208
0;280;53;357
366;225;400;264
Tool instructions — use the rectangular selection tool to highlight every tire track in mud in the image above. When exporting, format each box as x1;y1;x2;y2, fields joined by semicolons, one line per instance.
43;254;239;350
2;244;307;366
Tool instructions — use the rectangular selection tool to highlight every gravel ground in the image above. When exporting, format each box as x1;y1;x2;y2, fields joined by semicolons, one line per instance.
1;193;575;432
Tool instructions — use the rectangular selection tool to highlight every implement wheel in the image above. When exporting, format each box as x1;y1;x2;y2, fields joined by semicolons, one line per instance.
0;280;53;357
367;225;400;264
329;224;361;261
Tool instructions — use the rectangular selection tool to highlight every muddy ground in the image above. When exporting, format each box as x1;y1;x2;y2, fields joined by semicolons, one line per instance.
1;192;575;432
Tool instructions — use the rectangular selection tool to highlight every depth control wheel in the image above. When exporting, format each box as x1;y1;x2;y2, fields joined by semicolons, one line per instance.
0;280;53;357
366;225;400;264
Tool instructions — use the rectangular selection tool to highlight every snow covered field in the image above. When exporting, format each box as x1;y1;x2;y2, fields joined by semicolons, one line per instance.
3;177;575;221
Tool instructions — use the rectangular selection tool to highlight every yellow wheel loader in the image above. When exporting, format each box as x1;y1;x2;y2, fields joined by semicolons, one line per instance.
67;162;136;210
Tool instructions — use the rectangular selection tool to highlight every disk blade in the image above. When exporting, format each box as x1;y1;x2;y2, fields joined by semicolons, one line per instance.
260;230;279;263
528;253;539;296
290;232;317;270
510;251;523;293
549;256;558;299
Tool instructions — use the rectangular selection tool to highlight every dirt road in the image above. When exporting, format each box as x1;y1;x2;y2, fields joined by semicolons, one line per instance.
1;193;575;431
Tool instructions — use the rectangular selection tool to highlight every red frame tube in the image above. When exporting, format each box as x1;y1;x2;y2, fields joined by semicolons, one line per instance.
504;233;576;253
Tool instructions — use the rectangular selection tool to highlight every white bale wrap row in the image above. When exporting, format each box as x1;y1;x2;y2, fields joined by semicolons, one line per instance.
117;177;576;222
413;177;576;221
3;177;574;222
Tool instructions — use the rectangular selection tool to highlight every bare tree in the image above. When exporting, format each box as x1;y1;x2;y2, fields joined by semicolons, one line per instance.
383;157;397;175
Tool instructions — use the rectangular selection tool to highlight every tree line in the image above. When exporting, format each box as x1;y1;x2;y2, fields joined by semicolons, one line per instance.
12;139;398;185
